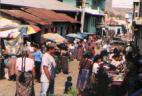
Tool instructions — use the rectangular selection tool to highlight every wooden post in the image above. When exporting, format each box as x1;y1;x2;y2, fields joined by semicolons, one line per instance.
80;0;86;33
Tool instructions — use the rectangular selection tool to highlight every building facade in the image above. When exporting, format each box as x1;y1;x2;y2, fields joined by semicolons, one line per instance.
1;0;80;36
59;0;105;33
133;0;142;54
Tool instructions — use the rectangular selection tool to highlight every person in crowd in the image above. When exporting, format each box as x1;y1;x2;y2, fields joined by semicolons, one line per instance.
76;41;84;61
40;43;57;96
77;51;93;96
110;54;125;73
111;54;122;67
90;46;96;57
2;49;9;79
88;54;103;92
109;48;120;61
74;39;79;49
54;47;61;74
15;50;35;96
33;44;42;82
41;43;47;54
82;39;87;51
3;55;9;80
102;41;110;52
92;55;102;75
125;43;133;56
7;55;17;81
68;42;75;61
100;50;109;62
73;39;79;59
86;41;96;57
27;42;35;59
64;76;72;94
85;42;91;53
60;45;69;74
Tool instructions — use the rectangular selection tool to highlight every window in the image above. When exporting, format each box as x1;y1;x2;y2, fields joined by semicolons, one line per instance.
135;12;138;17
76;0;83;7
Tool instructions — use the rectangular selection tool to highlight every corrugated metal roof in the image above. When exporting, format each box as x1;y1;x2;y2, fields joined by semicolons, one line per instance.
1;0;79;12
0;9;49;25
23;7;79;23
56;12;80;23
0;8;79;25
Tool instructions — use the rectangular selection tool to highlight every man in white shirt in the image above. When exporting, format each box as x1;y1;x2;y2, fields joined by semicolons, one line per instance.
40;43;56;96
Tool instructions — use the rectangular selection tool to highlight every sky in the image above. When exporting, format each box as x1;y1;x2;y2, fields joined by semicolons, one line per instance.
112;0;133;9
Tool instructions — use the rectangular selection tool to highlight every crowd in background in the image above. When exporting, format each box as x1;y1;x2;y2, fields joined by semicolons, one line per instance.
0;34;142;96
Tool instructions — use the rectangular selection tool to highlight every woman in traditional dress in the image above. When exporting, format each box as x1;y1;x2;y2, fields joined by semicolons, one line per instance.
76;42;84;61
15;50;35;96
77;51;93;96
60;46;69;74
92;55;103;75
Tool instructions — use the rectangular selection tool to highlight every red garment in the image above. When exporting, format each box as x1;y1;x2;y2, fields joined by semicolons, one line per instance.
76;47;84;61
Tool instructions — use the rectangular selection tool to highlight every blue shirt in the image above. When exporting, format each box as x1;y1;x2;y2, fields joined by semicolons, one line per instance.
33;50;42;62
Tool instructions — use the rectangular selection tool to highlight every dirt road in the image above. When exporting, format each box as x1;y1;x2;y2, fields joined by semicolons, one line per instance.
0;60;79;96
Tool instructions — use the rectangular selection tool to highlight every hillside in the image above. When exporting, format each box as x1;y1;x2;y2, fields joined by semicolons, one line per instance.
105;0;133;18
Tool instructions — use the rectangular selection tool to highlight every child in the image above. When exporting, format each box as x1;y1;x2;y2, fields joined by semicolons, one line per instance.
64;76;72;94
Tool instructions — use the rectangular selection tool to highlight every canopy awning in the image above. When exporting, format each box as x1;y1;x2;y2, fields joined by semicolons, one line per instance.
80;8;104;16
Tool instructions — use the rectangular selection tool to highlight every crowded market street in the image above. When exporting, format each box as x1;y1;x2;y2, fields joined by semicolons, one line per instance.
1;0;142;96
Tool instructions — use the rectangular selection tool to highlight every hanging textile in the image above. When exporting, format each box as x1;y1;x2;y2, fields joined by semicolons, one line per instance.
4;35;23;55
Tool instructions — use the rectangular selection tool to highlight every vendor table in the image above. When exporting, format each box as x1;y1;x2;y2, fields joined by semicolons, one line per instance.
107;70;127;96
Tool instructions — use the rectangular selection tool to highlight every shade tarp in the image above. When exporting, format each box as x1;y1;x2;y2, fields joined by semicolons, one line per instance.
0;28;20;38
0;17;19;29
42;33;67;44
0;25;18;31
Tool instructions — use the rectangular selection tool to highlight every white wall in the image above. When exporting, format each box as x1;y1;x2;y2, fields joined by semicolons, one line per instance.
106;26;124;35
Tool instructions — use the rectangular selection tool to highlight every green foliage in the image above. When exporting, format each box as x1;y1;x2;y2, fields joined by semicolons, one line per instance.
67;88;77;96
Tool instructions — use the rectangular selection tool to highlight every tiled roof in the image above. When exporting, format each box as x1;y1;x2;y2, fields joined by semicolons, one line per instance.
1;0;79;12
